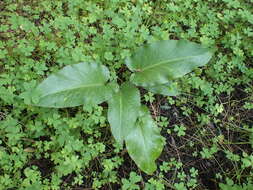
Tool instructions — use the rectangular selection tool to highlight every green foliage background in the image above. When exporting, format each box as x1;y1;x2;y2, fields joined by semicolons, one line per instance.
0;0;253;189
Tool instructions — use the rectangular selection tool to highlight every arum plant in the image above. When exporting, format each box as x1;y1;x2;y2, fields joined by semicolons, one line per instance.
27;40;213;174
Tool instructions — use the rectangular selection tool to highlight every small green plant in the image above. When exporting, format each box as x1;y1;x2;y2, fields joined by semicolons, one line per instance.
27;40;212;174
219;178;253;190
173;124;186;137
122;172;142;190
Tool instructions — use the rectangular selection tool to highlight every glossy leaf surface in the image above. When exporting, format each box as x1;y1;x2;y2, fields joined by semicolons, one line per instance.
33;62;116;108
126;40;212;87
125;106;165;174
145;81;180;96
108;83;141;144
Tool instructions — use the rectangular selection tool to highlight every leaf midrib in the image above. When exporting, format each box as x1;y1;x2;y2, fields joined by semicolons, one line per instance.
119;91;123;141
138;118;150;159
140;54;204;72
40;83;105;97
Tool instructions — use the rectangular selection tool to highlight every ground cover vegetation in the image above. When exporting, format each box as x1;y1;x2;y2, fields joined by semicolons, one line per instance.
0;0;253;189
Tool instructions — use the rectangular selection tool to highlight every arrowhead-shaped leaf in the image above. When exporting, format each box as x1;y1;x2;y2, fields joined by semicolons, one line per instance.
144;81;180;96
125;106;165;174
126;40;212;87
108;83;141;144
32;62;116;108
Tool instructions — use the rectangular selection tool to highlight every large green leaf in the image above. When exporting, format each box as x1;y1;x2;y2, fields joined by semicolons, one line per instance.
32;62;116;108
144;81;180;96
126;40;212;87
107;83;141;144
125;106;165;174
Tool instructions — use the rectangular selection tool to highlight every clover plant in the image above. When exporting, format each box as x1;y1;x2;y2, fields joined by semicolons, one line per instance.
28;40;213;174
